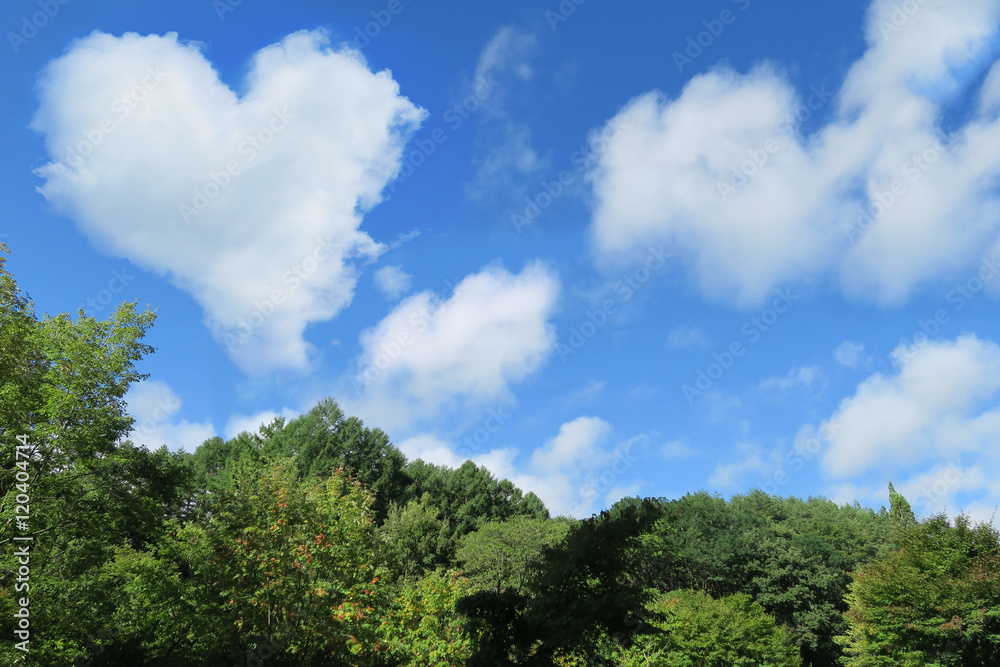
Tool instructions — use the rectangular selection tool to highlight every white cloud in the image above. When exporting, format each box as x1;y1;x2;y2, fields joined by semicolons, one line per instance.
474;25;538;87
395;433;469;468
587;0;1000;306
834;340;866;368
667;325;708;348
346;262;559;431
626;383;658;401
661;440;697;459
709;441;782;489
557;378;606;406
760;365;823;391
388;228;421;249
125;380;215;452
373;264;412;301
467;26;545;202
32;30;425;375
395;417;639;518
819;335;1000;478
605;483;642;508
497;417;628;518
224;407;300;440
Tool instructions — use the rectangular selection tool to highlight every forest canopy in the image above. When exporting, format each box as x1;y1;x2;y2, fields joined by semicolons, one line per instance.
2;244;1000;665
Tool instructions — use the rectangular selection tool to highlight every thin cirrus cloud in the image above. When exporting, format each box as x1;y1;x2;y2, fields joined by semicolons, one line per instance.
759;365;823;392
467;25;546;204
587;0;1000;307
31;29;425;376
834;340;867;368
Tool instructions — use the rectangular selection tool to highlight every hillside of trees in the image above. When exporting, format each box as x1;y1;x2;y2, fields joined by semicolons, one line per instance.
3;244;1000;665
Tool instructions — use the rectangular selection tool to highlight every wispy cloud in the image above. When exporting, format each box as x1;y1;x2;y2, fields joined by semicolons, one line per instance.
466;25;546;205
373;265;413;301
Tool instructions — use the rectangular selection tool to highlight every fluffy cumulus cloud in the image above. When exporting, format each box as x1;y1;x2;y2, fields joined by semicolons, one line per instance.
346;262;559;431
819;335;1000;478
400;417;638;518
797;334;1000;519
587;0;1000;306
509;420;642;518
394;433;469;469
32;30;425;375
372;264;412;300
125;380;216;451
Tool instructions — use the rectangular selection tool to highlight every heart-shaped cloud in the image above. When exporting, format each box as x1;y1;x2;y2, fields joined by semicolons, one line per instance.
32;29;425;374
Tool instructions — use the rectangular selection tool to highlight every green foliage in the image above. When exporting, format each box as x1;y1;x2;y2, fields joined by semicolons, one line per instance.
618;589;802;666
183;463;391;664
457;516;570;594
405;459;548;538
517;500;665;663
267;398;411;522
615;490;893;666
889;481;917;527
0;245;192;666
377;569;474;665
837;509;1000;666
380;493;456;580
5;246;999;666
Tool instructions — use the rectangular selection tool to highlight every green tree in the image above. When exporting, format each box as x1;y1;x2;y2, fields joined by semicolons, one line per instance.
0;244;191;665
181;462;392;665
888;480;917;527
379;492;456;580
266;398;412;522
837;510;1000;666
376;569;474;666
460;500;664;665
618;589;802;666
405;459;548;537
457;516;570;595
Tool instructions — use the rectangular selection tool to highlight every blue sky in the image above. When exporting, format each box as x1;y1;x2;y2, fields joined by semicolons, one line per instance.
4;0;1000;519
